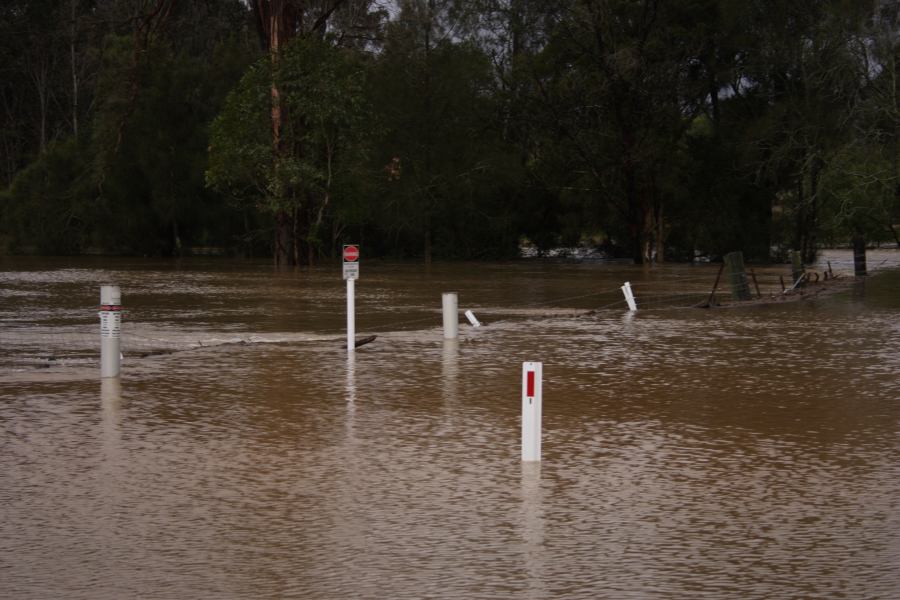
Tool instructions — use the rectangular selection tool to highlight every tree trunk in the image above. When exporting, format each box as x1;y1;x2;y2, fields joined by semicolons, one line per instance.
274;210;291;267
31;60;49;154
805;157;821;264
852;235;867;276
257;0;295;267
655;202;665;264
292;206;301;267
424;227;432;264
70;0;79;137
172;221;182;257
794;175;805;257
624;163;644;265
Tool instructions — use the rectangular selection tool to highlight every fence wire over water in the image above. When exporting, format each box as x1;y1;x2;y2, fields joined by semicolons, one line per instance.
1;250;896;378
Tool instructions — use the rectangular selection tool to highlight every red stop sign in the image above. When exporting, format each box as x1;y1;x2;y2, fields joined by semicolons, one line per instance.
343;245;360;262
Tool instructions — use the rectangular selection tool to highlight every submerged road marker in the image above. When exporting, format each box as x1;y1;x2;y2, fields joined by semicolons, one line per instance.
621;281;637;312
442;293;458;339
99;285;121;378
522;361;543;462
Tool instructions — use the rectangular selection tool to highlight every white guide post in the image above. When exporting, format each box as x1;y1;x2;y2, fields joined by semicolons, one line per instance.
99;285;121;378
343;244;360;352
621;281;638;312
464;309;481;328
521;361;543;462
347;277;355;352
442;293;458;339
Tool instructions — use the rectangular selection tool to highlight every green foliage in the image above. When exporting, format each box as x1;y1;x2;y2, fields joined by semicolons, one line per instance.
367;12;521;258
821;143;898;244
207;38;374;258
1;1;254;255
3;0;898;260
206;59;272;206
5;136;95;253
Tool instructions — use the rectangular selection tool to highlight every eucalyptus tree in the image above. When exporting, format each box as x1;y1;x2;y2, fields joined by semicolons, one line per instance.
244;0;387;265
208;37;374;265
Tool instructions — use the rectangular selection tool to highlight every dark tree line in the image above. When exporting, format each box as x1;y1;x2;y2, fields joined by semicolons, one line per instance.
1;0;897;264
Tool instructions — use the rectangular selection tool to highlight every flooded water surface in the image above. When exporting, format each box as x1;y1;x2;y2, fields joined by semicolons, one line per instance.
2;251;899;598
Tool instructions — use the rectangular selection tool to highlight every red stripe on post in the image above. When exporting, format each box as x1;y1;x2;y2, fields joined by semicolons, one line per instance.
526;370;535;397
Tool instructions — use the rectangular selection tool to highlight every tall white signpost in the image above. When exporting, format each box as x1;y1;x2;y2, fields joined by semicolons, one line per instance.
343;244;360;352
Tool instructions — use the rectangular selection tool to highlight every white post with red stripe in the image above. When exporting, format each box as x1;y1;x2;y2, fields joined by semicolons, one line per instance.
521;361;543;462
99;285;122;378
343;244;360;352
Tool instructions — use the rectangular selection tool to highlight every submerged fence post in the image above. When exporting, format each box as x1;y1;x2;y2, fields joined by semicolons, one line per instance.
522;361;543;462
620;281;638;312
464;310;481;328
790;250;805;287
724;251;753;301
442;293;458;339
853;237;867;276
99;285;121;378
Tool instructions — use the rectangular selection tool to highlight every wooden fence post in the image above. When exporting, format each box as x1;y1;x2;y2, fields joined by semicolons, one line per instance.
852;237;867;276
790;250;805;287
724;251;752;301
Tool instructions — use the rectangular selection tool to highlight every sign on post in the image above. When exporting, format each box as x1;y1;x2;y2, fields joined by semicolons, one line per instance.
344;244;359;352
343;244;359;280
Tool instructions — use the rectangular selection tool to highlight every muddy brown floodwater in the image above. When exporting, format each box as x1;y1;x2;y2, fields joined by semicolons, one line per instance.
1;250;898;599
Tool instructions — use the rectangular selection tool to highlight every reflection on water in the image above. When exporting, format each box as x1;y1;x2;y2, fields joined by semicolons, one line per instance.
520;462;546;600
1;251;899;598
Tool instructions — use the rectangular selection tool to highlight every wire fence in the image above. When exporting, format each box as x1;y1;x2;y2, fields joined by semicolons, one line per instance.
1;257;893;375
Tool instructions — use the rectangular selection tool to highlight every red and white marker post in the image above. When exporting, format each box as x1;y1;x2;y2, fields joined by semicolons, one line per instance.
521;361;543;462
99;285;122;378
343;244;360;352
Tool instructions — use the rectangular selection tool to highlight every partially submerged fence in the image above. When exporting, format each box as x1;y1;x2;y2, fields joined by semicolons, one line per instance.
0;256;888;377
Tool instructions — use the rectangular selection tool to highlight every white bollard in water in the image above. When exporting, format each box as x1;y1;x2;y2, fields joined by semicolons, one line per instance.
522;361;543;462
621;281;637;312
99;285;122;378
347;277;356;352
442;293;458;339
464;309;481;328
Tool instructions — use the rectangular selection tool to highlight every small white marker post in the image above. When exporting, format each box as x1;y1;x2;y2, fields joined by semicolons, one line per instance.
521;361;542;462
99;285;122;378
442;293;458;339
343;244;360;352
464;309;481;327
621;281;637;312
